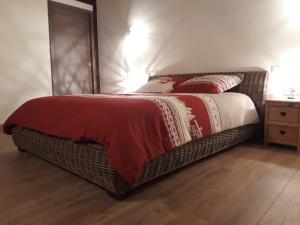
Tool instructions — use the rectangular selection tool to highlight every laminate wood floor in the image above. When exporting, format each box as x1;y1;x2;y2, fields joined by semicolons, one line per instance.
1;132;300;225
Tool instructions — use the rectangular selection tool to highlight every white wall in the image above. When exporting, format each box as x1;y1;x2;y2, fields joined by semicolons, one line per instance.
0;0;52;123
97;0;300;93
1;0;299;123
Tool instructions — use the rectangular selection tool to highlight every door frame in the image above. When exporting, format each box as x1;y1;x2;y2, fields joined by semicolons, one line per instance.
47;0;100;94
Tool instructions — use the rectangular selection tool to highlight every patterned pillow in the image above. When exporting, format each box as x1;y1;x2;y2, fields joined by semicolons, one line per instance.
136;76;188;93
171;74;244;94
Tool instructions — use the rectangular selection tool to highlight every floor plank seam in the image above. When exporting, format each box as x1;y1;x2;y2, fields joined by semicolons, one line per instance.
256;168;299;225
3;135;300;225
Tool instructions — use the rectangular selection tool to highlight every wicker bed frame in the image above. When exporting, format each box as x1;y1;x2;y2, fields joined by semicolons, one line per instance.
11;70;268;200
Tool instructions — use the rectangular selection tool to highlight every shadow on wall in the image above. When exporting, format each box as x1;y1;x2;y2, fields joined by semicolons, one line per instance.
51;30;93;95
0;1;52;122
98;0;133;93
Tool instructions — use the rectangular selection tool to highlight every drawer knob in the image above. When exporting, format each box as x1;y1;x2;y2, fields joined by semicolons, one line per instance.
280;130;286;135
280;112;287;116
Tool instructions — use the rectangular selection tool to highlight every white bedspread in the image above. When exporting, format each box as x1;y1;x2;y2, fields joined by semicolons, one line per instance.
178;92;260;131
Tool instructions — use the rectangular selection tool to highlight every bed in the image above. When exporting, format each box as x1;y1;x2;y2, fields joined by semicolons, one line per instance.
4;71;268;200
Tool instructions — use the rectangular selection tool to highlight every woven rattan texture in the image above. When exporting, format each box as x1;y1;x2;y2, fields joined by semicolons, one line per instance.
12;125;255;197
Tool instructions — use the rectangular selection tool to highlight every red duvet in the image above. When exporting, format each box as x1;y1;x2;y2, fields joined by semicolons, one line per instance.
3;93;221;183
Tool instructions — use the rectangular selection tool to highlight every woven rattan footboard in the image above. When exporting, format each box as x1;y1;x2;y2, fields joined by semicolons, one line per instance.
12;124;255;199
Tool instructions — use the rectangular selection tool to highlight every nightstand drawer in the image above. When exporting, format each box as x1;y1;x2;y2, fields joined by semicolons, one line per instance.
269;106;299;123
268;125;298;145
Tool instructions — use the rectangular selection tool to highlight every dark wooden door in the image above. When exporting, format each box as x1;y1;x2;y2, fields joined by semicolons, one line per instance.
48;1;98;95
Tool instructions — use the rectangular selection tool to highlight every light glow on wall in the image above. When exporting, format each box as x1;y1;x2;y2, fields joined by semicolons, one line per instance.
279;52;300;78
285;0;300;28
122;21;150;92
269;52;300;99
123;21;149;64
122;69;149;93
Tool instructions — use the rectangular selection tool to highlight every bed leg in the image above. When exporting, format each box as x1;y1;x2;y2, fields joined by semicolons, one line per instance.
17;148;26;153
106;191;130;201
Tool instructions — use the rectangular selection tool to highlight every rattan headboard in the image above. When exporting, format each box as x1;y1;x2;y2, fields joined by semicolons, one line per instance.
149;71;269;121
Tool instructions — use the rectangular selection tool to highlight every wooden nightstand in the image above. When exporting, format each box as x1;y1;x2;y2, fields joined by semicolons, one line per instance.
264;100;300;150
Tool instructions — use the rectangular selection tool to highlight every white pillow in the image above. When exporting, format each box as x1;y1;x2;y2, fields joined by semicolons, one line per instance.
136;77;175;93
